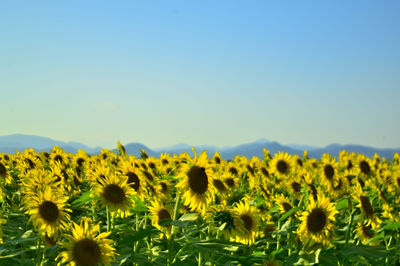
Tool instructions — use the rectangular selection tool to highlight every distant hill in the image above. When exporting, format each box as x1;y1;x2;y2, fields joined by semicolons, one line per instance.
1;134;399;160
0;134;101;154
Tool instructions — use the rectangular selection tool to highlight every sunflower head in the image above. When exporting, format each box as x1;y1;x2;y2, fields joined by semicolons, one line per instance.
94;173;135;218
233;200;259;245
269;152;293;179
25;187;71;237
297;190;337;246
176;150;215;213
56;217;116;266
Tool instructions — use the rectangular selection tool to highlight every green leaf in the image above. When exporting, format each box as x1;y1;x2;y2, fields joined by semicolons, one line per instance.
119;227;158;245
278;207;299;222
178;213;199;221
132;197;147;212
71;191;91;207
335;198;349;210
339;246;390;261
382;221;400;230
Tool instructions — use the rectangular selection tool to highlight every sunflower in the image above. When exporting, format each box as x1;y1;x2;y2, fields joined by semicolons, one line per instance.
116;140;127;158
56;217;116;266
297;191;337;246
269;152;293;179
148;200;173;238
25;187;71;237
319;156;338;191
0;161;12;185
354;221;380;246
49;146;69;166
16;151;42;175
93;173;135;218
175;150;215;213
117;159;145;199
275;194;296;217
233;200;259;245
356;154;374;178
353;184;381;229
225;161;242;179
205;205;241;241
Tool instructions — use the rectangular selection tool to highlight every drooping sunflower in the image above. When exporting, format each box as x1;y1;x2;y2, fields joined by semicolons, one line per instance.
205;205;241;241
49;146;69;166
233;200;259;245
148;200;173;238
319;156;338;191
94;173;135;218
353;184;381;229
0;161;12;185
175;150;215;213
275;194;293;214
56;217;116;266
25;187;71;237
117;159;146;199
297;191;338;246
356;154;375;178
269;152;293;179
354;221;380;246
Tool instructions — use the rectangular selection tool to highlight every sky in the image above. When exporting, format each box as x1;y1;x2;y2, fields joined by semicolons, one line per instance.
1;1;400;149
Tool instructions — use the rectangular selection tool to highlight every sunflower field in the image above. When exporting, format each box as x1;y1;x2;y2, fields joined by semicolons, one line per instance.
0;144;400;265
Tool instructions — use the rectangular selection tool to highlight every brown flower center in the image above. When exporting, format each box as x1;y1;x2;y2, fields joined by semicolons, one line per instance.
307;208;327;233
360;160;371;175
126;172;140;191
73;238;101;266
240;214;254;231
324;164;334;180
157;209;171;226
360;196;374;216
103;184;126;204
224;178;235;188
290;181;301;193
0;163;6;177
39;200;59;223
276;160;288;175
187;166;208;195
213;179;227;192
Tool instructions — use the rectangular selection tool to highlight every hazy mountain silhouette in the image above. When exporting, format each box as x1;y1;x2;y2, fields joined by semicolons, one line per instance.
0;134;101;154
1;134;399;160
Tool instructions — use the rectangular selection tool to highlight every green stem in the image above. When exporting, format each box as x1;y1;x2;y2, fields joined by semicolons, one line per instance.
168;194;181;266
345;209;356;247
35;237;42;266
106;206;110;232
276;220;281;252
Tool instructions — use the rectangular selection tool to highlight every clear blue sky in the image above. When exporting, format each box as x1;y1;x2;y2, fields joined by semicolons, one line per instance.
1;1;399;149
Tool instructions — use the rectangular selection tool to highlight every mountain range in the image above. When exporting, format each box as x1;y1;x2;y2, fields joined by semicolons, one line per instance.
0;134;399;160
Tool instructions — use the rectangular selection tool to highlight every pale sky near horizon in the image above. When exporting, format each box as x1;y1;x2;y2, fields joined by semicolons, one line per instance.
1;1;400;149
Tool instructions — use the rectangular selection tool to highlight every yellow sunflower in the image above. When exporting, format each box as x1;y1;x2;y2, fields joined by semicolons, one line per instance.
297;191;337;246
269;152;293;179
353;184;381;229
56;217;116;266
93;173;135;218
25;187;71;237
49;146;69;166
148;200;173;238
233;200;259;245
205;205;241;241
356;154;375;178
354;221;380;246
0;161;12;185
319;156;338;191
275;194;295;216
175;150;215;213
